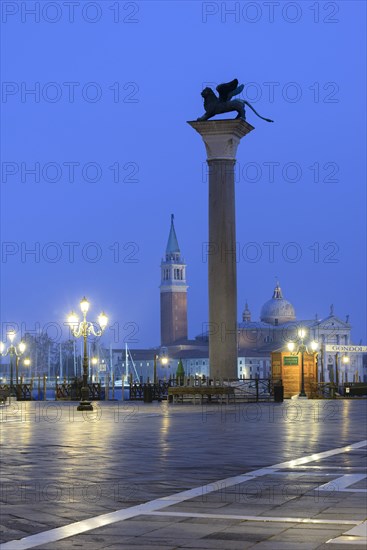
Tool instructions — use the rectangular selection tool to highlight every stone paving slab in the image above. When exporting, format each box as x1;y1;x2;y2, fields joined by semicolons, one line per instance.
0;399;366;549
179;542;255;550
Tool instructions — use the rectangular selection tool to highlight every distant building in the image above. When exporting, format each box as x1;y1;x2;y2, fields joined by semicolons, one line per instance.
160;214;188;346
235;284;365;383
110;217;366;384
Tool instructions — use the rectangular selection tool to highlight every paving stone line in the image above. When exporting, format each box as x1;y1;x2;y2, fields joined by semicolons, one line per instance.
1;440;366;550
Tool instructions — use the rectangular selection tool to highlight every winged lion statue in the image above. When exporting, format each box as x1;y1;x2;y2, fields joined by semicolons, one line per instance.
197;79;273;123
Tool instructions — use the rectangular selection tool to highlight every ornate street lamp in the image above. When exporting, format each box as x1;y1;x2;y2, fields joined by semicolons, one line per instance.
21;358;31;382
287;328;318;398
91;356;98;382
0;331;26;397
153;354;169;384
67;297;108;411
160;355;169;381
342;355;350;384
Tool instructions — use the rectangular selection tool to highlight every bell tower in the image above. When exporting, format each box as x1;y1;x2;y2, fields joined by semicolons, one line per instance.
160;215;188;346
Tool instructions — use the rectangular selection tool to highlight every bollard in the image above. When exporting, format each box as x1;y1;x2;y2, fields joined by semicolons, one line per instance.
143;385;153;403
274;384;284;403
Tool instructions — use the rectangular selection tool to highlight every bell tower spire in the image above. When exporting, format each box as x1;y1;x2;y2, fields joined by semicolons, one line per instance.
160;215;188;346
165;214;180;261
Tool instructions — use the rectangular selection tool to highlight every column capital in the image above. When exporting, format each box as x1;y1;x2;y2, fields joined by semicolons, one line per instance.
188;119;254;160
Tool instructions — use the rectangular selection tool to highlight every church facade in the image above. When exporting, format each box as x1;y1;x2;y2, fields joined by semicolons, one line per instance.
236;287;364;385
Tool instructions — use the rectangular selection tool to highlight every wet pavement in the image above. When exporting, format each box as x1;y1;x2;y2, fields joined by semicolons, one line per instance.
0;399;366;549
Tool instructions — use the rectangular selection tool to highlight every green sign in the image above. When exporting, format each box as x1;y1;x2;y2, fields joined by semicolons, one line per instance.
283;356;299;366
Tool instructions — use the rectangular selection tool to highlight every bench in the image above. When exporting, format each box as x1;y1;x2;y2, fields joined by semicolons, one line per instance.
168;385;235;404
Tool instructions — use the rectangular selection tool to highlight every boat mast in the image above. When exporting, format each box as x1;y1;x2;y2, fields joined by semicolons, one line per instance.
110;343;113;379
125;343;129;381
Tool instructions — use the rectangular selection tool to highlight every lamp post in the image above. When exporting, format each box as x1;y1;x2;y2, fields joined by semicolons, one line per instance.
153;354;168;384
342;355;349;384
0;331;26;397
91;357;98;382
67;297;108;411
319;344;324;383
161;356;168;380
22;358;31;383
287;328;318;398
335;352;339;388
153;354;158;384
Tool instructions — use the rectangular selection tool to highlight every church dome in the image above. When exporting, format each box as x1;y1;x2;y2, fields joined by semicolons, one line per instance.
260;282;296;325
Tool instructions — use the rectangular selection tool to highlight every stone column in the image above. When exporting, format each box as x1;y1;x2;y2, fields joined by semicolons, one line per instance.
188;120;254;380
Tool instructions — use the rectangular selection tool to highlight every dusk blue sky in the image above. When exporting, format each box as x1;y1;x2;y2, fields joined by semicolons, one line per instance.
1;0;366;348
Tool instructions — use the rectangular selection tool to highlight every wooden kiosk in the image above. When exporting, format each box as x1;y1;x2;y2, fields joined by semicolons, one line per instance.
271;351;317;398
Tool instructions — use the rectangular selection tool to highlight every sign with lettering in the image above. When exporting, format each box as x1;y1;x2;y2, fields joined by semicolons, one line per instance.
325;345;367;353
283;356;299;365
